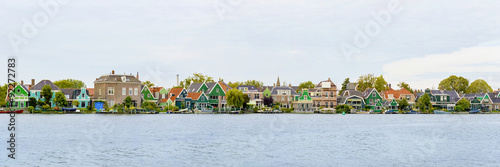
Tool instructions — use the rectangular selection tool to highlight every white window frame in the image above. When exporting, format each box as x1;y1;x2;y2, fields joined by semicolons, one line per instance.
108;87;114;95
122;87;126;95
129;88;133;95
134;88;138;95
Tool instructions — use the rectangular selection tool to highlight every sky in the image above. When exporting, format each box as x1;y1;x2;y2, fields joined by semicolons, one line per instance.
1;0;500;90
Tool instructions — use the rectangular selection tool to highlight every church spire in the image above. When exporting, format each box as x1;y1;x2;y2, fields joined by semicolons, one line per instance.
277;76;281;87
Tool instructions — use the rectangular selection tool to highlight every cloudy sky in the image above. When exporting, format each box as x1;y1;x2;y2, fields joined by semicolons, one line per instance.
1;0;500;90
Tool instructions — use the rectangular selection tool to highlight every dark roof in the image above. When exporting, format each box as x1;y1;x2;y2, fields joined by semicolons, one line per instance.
416;90;461;102
236;85;259;92
61;88;78;96
204;82;217;94
315;79;337;89
270;86;299;96
363;88;376;98
94;74;141;83
187;83;204;93
341;89;364;97
60;88;89;99
31;80;60;91
491;97;500;103
260;86;274;92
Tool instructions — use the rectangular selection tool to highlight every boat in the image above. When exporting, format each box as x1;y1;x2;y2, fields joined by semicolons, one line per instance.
406;110;420;114
0;110;23;114
469;109;481;114
384;110;398;114
433;110;452;114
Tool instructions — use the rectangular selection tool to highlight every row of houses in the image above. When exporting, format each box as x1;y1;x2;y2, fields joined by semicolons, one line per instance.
6;70;500;112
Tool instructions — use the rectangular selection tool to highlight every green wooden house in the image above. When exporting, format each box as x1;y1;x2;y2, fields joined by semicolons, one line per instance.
363;88;383;112
292;89;313;113
6;84;30;109
383;99;398;110
187;92;210;110
141;85;158;103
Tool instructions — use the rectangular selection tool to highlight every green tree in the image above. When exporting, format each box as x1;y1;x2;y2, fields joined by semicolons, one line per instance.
37;100;46;107
466;79;493;94
438;75;469;94
298;81;315;92
397;98;409;111
242;94;250;109
417;93;432;113
243;80;264;88
456;98;471;111
339;78;350;95
29;97;37;108
53;79;86;89
54;91;68;107
335;104;352;113
41;85;53;105
180;73;215;89
72;100;80;107
398;82;414;93
357;74;387;92
226;89;245;109
124;96;132;108
228;81;243;89
142;81;155;88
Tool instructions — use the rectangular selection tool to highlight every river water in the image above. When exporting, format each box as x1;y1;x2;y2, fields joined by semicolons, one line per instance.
1;114;499;166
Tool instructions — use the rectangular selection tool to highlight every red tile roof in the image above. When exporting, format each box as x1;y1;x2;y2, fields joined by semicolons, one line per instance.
149;87;163;93
383;88;413;99
218;81;231;93
187;92;202;100
168;88;184;101
87;88;95;97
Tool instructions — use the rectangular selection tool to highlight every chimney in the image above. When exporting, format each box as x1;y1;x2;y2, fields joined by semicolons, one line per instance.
136;72;139;80
289;83;291;88
273;83;276;87
389;84;391;88
177;74;179;86
31;79;35;87
112;70;115;74
21;80;24;85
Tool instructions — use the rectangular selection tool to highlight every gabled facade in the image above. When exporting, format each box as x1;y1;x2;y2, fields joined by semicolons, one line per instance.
310;78;338;110
30;80;61;107
337;83;365;111
6;84;30;108
363;88;383;112
383;99;398;110
293;89;313;113
187;92;209;110
382;86;415;110
141;85;158;103
61;88;91;108
166;87;191;109
416;89;460;111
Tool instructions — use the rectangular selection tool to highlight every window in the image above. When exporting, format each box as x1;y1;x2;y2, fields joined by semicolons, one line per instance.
109;100;114;106
370;99;373;104
108;87;114;95
372;93;376;97
325;92;328;97
129;88;133;95
122;88;126;95
255;94;260;99
99;88;102;95
162;94;165;99
330;92;334;97
147;94;151;98
82;102;86;107
134;88;138;95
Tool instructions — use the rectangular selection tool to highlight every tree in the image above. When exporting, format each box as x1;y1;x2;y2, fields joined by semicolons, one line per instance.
374;75;388;92
54;91;68;107
466;79;493;94
456;98;471;111
242;93;250;109
53;79;86;89
142;81;155;88
263;96;274;107
28;97;37;108
339;78;350;95
41;85;53;105
180;73;215;89
72;100;80;107
226;89;245;109
298;81;315;92
244;80;264;88
417;93;432;113
228;81;243;89
397;98;409;111
335;104;352;113
0;84;10;107
398;82;414;93
37;100;46;107
357;74;388;92
438;75;469;94
124;96;132;108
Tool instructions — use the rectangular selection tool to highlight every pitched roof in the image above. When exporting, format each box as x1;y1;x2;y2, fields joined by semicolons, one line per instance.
94;74;141;83
271;86;299;96
383;88;413;99
218;81;231;93
149;87;163;93
363;88;376;98
187;83;204;93
416;90;461;102
168;88;184;101
187;92;203;100
87;88;95;96
31;80;60;91
204;82;217;93
61;88;78;97
315;78;337;89
236;85;259;92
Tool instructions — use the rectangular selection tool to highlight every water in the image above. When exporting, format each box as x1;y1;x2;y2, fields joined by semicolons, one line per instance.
1;114;500;167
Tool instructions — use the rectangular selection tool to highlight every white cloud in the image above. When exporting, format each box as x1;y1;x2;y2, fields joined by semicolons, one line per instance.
383;45;500;89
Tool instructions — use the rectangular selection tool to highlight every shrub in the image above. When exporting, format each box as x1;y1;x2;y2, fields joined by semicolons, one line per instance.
28;106;34;113
41;105;51;110
455;106;464;112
